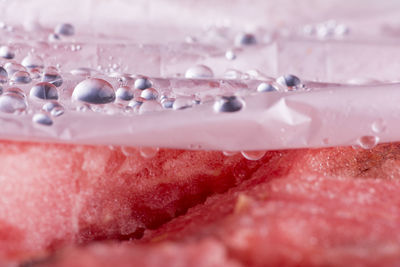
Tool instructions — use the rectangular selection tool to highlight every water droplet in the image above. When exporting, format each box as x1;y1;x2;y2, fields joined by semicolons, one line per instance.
257;82;278;92
235;33;257;46
241;151;266;160
0;66;7;83
225;50;236;60
21;54;44;69
357;135;379;149
276;74;302;90
139;147;159;159
116;86;133;101
0;91;27;114
32;113;53;126
42;68;63;87
185;65;214;79
128;97;144;111
48;33;60;42
223;151;238;156
335;24;349;36
161;97;175;109
224;69;243;79
140;88;158;100
371;119;386;133
121;146;136;156
134;77;152;90
213;95;244;113
73;78;115;104
11;71;31;84
5;87;25;98
42;101;64;117
30;82;58;100
172;96;193;110
29;68;42;80
138;100;162;114
0;46;14;59
55;23;74;36
4;62;26;75
70;67;96;76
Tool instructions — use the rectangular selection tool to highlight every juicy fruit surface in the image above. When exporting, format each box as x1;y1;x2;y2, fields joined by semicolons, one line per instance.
2;141;400;265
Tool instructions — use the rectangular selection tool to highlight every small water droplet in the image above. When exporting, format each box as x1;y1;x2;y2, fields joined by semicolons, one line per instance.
172;96;193;110
128;97;145;111
223;69;242;79
371;119;386;133
30;82;58;100
42;101;64;117
116;86;134;101
140;88;158;100
223;151;238;156
161;97;175;109
225;49;236;60
257;82;278;92
139;147;159;159
42;68;63;87
121;146;136;156
138;100;162;114
213;95;244;113
4;62;26;75
48;33;60;42
134;77;152;90
70;67;95;76
0;46;14;59
55;23;75;36
241;151;266;160
32;113;53;126
21;54;44;69
185;65;214;79
235;33;257;46
73;78;115;104
357;135;379;149
0;91;27;114
11;71;31;84
0;66;7;83
276;74;302;90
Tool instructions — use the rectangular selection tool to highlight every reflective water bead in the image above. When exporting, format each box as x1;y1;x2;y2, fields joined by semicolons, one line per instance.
116;86;134;101
4;62;26;75
139;147;159;159
73;78;115;104
11;71;31;84
172;96;193;110
42;68;63;87
21;54;44;69
0;66;7;83
121;146;136;156
48;33;60;42
371;119;386;133
5;87;25;98
222;151;238;156
224;69;243;79
241;151;266;161
0;92;27;113
55;23;75;36
134;77;152;90
357;135;379;149
42;101;64;117
225;50;236;60
257;82;278;92
30;82;58;100
32;113;53;126
138;100;162;114
213;95;244;113
161;97;175;109
185;65;214;79
70;67;96;76
235;33;257;46
276;74;302;90
0;46;15;59
128;97;145;111
140;88;159;100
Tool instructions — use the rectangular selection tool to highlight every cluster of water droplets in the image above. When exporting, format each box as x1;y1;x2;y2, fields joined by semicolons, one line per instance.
302;20;349;39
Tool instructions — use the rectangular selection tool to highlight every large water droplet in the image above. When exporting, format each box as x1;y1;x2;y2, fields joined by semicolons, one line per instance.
55;23;75;36
4;62;26;75
116;86;134;101
134;76;152;90
241;151;266;160
11;71;31;84
42;101;64;117
371;119;386;133
276;74;302;90
73;78;115;104
140;88;158;100
357;135;379;149
138;100;162;114
30;82;58;100
32;113;53;126
139;147;159;159
213;95;244;113
0;91;27;114
185;65;214;79
42;68;63;87
257;82;278;92
21;54;44;69
0;46;14;59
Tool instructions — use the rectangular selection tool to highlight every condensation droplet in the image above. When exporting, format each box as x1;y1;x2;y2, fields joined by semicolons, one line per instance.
42;68;63;87
32;113;53;126
121;146;136;156
73;78;115;104
276;74;302;90
225;50;236;60
0;91;27;114
0;46;14;59
161;97;175;109
241;151;266;161
172;96;193;110
235;32;257;46
357;135;379;149
257;82;278;92
70;67;97;76
371;119;386;133
0;66;7;83
30;82;58;100
138;100;162;114
11;71;31;84
4;62;26;75
42;101;64;117
140;88;158;100
116;86;134;101
21;54;44;69
185;65;214;79
223;151;238;156
55;23;75;36
213;95;244;113
134;77;152;90
139;147;159;159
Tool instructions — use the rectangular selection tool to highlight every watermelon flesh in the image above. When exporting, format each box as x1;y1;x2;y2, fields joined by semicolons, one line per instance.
2;141;400;265
34;143;400;267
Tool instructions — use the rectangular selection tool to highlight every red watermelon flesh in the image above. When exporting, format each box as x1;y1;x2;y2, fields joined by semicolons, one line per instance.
3;142;400;265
